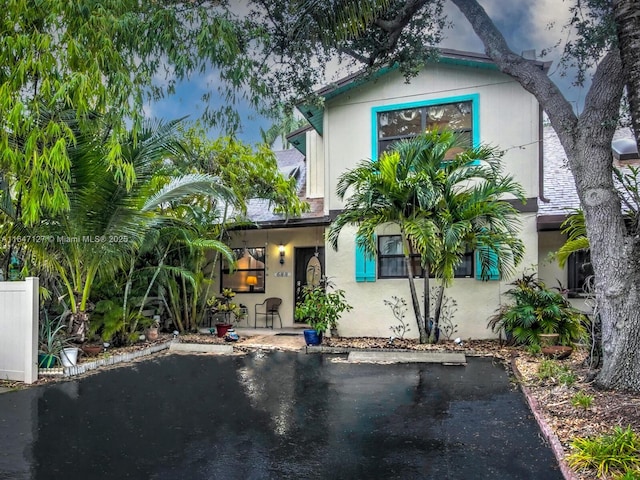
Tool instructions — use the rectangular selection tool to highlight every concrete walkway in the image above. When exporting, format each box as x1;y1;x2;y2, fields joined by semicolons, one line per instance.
232;328;469;365
348;351;466;364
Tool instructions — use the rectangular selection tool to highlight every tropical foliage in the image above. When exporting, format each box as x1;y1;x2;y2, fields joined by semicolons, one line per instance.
7;116;234;341
0;1;390;226
327;129;525;343
488;272;588;347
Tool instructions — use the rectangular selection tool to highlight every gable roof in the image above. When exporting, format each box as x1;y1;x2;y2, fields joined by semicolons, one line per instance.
295;48;551;138
243;149;327;228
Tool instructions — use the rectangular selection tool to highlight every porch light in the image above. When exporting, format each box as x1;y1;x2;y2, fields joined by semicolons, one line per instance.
246;275;258;292
279;243;285;265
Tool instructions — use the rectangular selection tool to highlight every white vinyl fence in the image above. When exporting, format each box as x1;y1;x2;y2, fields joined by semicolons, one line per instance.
0;278;38;383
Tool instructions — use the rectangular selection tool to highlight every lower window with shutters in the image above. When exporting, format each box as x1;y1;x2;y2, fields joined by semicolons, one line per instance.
377;235;473;279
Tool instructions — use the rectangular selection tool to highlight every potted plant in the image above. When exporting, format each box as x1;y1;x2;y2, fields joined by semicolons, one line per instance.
39;312;79;367
295;278;352;346
208;288;240;337
487;271;588;348
145;317;160;341
38;312;67;368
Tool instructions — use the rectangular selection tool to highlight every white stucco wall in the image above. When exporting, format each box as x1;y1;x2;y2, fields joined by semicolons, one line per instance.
325;213;539;340
538;230;567;287
323;64;540;212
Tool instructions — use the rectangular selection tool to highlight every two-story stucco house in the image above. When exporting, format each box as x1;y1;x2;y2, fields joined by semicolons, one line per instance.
214;48;634;340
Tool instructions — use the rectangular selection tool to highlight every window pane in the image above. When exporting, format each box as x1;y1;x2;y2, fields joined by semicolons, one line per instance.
379;139;397;155
379;108;423;138
568;251;593;293
454;253;474;277
380;236;403;255
378;100;473;160
425;102;472;132
221;270;265;293
221;247;266;293
379;257;405;277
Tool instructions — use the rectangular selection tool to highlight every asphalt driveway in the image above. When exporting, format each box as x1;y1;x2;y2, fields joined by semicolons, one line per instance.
0;352;562;479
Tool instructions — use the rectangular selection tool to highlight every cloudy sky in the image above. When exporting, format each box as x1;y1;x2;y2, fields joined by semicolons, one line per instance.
146;1;583;145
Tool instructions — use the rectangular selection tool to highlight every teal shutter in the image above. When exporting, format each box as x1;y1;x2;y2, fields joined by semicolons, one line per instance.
475;247;500;281
355;238;376;282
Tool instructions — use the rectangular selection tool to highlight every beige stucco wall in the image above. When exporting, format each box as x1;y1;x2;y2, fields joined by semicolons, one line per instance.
538;230;566;287
325;213;539;340
538;229;590;311
323;64;540;211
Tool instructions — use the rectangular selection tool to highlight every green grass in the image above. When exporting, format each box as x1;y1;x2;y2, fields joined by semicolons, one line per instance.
567;426;640;478
571;391;594;410
536;359;576;385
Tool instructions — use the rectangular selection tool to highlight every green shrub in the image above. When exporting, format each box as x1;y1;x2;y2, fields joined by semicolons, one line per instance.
295;279;352;333
568;426;640;478
527;343;542;355
536;359;576;385
571;391;594;410
487;271;588;346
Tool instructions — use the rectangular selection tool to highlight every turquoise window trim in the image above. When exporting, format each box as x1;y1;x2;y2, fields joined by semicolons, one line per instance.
355;236;376;282
475;247;500;281
370;93;480;160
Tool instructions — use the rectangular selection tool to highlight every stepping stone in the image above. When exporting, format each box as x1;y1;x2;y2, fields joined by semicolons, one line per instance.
348;351;466;365
170;343;233;353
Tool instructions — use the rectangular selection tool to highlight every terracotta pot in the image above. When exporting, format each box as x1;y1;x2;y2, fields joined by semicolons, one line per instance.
81;344;102;357
541;345;573;360
146;327;159;341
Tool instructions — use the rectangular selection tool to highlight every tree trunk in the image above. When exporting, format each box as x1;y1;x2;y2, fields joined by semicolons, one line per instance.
613;0;640;150
430;283;445;344
452;0;640;391
69;311;89;342
402;233;427;342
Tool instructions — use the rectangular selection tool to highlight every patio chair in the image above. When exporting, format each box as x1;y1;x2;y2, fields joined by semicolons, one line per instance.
254;297;283;328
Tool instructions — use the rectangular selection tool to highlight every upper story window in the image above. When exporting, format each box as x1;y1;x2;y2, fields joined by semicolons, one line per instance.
378;235;473;279
377;100;473;158
221;247;266;293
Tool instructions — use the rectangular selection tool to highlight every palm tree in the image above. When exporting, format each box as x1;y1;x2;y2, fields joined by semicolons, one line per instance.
327;129;526;343
556;210;589;268
259;106;309;149
24;117;235;341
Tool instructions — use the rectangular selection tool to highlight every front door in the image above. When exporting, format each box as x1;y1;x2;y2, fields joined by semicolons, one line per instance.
294;247;325;323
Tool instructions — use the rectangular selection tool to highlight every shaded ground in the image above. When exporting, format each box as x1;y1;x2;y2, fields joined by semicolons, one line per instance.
0;352;561;480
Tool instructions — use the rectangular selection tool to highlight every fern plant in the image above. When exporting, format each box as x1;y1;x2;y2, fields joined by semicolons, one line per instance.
488;271;588;346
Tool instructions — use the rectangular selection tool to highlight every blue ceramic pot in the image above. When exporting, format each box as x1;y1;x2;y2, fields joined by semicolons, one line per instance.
303;329;323;346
